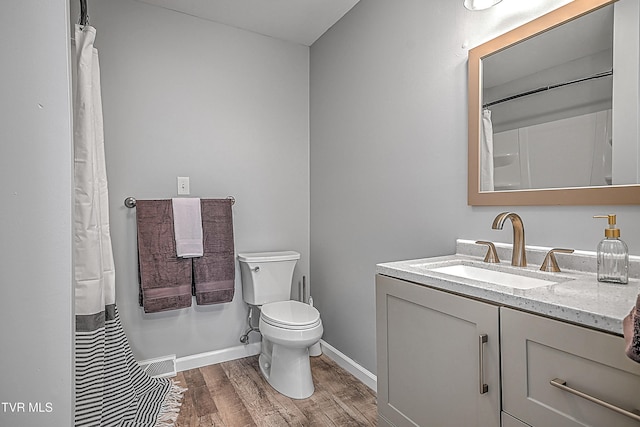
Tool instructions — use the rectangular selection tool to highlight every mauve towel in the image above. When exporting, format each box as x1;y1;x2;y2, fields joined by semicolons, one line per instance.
136;200;192;313
193;199;235;305
623;293;640;363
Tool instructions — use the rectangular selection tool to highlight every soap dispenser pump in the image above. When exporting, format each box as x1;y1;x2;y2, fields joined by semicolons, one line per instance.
593;214;629;284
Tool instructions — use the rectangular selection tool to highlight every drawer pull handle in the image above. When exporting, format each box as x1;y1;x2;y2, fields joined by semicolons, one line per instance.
550;378;640;422
478;334;488;394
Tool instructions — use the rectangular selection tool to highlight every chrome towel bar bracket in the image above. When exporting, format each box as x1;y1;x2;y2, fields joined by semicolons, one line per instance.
124;197;137;208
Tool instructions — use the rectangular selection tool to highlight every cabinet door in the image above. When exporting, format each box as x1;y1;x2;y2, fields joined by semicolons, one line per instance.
376;274;500;427
501;307;640;427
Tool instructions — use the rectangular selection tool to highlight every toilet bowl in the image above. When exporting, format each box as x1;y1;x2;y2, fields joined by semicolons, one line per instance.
237;251;323;399
258;300;323;399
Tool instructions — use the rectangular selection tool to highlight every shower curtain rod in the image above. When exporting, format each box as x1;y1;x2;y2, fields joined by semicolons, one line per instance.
483;69;613;109
79;0;89;26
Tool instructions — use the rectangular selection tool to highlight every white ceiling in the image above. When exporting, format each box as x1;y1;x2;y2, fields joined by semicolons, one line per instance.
133;0;360;46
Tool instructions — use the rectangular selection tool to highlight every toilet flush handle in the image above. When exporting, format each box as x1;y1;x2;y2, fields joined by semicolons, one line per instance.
252;266;260;272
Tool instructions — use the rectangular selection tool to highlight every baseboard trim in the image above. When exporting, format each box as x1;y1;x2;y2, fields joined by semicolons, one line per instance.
318;340;377;392
176;342;261;372
174;339;378;393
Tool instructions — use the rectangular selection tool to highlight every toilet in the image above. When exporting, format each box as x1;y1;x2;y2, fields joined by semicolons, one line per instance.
237;251;323;399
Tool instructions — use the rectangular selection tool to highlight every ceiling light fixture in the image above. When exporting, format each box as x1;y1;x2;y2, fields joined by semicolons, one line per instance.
464;0;503;11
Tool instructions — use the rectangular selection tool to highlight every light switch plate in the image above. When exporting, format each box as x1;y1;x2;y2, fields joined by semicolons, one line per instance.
177;177;190;195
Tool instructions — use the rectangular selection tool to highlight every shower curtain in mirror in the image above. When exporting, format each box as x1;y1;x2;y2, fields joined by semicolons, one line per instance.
481;109;495;191
73;24;184;427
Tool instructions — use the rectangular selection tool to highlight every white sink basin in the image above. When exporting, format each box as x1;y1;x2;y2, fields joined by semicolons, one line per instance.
412;261;564;289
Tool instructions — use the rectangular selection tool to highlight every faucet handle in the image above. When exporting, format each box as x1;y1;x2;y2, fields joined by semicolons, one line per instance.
540;248;575;272
476;241;500;263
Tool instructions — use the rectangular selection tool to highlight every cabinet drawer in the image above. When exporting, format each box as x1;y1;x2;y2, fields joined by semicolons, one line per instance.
501;307;640;427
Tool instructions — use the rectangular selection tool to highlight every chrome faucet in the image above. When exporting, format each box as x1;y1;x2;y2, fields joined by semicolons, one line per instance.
492;212;527;267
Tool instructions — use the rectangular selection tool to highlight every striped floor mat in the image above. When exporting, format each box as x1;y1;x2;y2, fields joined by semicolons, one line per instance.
75;305;185;427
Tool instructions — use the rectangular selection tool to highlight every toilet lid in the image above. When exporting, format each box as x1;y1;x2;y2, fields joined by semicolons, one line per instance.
237;251;300;263
261;300;321;330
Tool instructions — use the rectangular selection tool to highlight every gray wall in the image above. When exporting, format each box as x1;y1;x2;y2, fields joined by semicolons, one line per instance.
84;0;310;360
0;0;74;425
310;0;640;374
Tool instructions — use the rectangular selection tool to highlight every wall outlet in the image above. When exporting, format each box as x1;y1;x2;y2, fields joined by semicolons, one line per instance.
177;176;190;195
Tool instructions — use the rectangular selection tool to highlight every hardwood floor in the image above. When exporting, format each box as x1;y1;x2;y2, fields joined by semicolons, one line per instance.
175;354;377;426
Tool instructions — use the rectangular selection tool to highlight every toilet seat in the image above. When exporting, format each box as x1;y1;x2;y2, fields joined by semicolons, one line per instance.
261;300;321;330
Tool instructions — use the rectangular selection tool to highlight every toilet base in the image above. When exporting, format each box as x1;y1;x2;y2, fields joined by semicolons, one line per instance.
259;341;314;399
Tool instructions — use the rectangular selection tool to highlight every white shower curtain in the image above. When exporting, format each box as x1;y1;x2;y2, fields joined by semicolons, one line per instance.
73;24;183;427
481;109;495;191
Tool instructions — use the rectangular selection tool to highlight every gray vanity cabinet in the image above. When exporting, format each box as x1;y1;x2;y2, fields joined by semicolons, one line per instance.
376;274;501;427
376;273;640;427
501;307;640;427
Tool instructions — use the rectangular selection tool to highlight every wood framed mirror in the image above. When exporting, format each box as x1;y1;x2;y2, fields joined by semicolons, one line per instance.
468;0;640;205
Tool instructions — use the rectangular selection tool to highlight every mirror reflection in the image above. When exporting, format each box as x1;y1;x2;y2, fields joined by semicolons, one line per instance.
468;0;640;206
482;5;614;191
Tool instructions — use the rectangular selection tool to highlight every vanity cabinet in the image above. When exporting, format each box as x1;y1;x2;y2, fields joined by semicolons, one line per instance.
501;307;640;427
376;274;501;427
376;274;640;427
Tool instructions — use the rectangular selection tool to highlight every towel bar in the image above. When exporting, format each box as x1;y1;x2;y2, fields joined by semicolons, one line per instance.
124;196;235;208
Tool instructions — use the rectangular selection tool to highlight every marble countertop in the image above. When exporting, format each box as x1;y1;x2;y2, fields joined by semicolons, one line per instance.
376;239;640;336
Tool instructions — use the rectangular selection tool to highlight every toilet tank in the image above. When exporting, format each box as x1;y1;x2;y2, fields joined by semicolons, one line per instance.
237;251;300;305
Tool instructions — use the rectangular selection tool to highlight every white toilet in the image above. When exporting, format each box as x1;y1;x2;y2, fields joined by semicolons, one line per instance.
237;251;323;399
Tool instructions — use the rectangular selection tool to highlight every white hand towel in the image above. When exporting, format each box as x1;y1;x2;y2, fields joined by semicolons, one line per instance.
171;198;204;258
